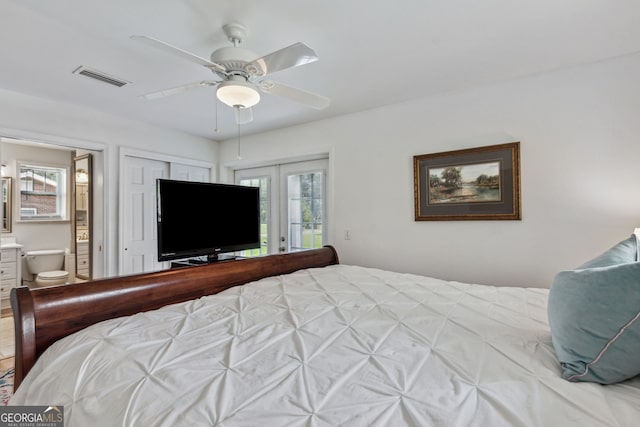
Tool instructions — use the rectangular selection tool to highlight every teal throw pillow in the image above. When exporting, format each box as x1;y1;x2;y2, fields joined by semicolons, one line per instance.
578;234;639;269
548;234;640;384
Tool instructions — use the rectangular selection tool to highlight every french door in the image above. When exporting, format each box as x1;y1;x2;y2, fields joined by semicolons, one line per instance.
234;159;328;256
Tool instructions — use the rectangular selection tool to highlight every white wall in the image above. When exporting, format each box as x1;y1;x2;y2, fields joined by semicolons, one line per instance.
0;88;218;276
219;52;640;288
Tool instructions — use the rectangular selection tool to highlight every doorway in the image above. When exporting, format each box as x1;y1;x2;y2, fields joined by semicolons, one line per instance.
0;137;105;280
234;158;329;256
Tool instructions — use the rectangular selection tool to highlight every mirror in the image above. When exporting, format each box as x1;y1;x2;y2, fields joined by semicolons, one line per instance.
2;177;11;233
74;154;92;280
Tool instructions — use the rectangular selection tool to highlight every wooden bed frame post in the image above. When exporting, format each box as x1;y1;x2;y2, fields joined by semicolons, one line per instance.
10;287;36;388
10;246;339;390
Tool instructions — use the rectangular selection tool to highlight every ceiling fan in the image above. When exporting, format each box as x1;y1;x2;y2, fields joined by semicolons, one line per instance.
131;23;330;124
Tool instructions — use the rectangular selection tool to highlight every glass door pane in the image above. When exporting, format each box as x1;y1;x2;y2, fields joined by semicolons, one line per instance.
280;159;328;253
238;176;269;257
235;158;328;256
235;165;278;256
287;171;324;252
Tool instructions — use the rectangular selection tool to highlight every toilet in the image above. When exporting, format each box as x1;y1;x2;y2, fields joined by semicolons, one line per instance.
25;249;70;288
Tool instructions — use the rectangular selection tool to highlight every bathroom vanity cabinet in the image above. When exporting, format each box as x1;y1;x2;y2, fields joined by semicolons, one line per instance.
1;241;23;311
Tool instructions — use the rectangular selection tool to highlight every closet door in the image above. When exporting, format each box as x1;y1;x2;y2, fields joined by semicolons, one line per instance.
170;163;211;182
121;156;168;275
121;156;213;275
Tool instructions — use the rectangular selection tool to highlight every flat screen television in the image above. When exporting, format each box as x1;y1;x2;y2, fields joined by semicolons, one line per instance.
156;179;260;262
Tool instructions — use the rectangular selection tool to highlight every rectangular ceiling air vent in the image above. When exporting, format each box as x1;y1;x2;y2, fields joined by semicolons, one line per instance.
72;66;130;87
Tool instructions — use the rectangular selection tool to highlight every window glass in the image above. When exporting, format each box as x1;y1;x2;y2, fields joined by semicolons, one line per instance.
19;163;68;221
238;177;269;257
288;171;323;251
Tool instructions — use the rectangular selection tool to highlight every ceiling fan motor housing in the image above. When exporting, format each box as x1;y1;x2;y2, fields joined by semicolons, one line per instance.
211;32;263;109
210;47;261;77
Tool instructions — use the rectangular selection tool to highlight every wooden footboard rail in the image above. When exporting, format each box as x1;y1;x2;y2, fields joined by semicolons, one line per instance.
10;246;339;389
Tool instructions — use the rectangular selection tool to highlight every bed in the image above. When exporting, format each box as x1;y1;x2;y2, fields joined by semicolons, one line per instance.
9;246;640;426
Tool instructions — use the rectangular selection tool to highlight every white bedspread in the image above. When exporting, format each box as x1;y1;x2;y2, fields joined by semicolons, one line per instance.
11;265;640;426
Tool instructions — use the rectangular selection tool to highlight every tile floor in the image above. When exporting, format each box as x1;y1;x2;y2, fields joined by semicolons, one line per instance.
0;313;14;370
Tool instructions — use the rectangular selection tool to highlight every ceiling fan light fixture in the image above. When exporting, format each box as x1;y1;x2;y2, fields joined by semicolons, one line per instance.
216;80;260;108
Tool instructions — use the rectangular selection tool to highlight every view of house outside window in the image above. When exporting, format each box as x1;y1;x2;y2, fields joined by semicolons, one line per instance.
19;164;68;221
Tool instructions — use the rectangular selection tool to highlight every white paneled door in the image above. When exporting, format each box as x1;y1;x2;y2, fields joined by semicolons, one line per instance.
122;156;168;275
170;163;211;182
121;156;212;275
235;159;328;256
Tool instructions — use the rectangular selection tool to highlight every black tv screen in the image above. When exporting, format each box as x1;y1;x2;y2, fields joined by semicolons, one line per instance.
156;179;260;262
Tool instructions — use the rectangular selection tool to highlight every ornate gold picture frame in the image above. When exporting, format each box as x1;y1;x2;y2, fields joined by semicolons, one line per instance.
414;142;521;221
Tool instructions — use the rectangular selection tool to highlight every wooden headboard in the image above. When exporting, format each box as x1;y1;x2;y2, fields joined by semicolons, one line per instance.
10;246;339;389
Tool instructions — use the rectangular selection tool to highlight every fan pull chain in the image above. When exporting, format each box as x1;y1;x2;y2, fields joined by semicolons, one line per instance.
214;98;219;133
237;121;242;160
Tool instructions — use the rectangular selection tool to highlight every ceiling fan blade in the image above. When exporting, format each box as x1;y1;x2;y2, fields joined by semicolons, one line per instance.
259;80;329;110
234;106;254;124
130;35;227;74
247;42;318;76
139;80;219;100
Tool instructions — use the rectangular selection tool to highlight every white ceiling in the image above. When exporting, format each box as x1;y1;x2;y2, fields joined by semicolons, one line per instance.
1;0;640;141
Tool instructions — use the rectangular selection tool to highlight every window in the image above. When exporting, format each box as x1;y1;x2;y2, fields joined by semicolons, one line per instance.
19;163;69;221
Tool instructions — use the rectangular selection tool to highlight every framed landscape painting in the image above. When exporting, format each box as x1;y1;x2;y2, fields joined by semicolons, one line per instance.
414;142;521;221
